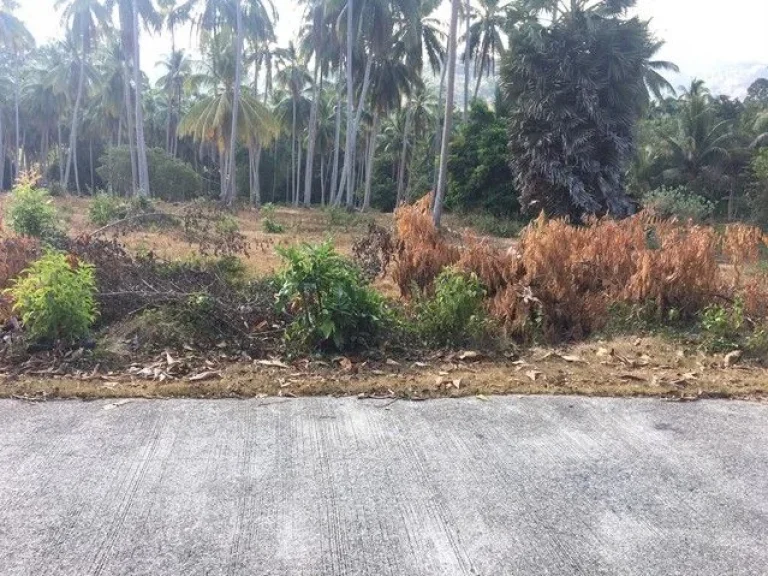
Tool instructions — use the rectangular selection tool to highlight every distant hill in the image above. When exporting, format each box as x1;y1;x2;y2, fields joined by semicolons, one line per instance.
425;61;768;109
666;62;768;99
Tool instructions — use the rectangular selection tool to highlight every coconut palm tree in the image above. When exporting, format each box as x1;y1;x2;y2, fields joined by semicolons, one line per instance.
465;0;509;101
0;1;32;51
178;30;278;201
157;50;191;156
55;0;110;193
275;42;312;206
662;80;731;185
433;0;459;226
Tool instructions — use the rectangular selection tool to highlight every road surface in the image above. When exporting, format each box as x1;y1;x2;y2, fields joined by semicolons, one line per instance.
0;397;766;575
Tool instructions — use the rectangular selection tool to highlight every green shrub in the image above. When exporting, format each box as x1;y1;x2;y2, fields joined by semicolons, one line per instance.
97;147;202;201
277;241;386;351
261;203;285;233
89;193;128;227
700;300;745;352
416;268;487;345
5;183;61;240
643;186;714;222
5;251;98;343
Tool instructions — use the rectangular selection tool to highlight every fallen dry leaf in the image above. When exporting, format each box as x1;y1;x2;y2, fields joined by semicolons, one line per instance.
255;359;290;369
188;371;221;382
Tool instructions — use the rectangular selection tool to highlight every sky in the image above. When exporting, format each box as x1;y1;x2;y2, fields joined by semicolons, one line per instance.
14;0;768;92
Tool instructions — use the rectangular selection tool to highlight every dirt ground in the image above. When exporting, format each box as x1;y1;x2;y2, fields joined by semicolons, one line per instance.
3;336;766;402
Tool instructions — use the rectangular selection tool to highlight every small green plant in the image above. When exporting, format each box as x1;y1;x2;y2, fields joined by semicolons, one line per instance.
416;268;488;345
6;182;61;240
261;203;285;233
89;193;128;226
700;300;745;352
277;241;386;351
5;251;98;343
644;186;714;223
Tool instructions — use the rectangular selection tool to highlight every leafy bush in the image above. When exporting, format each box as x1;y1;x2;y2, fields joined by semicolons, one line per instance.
261;203;285;233
416;268;487;345
5;251;98;343
324;205;360;228
277;241;386;351
97;147;202;201
89;193;129;227
643;186;714;222
5;182;61;240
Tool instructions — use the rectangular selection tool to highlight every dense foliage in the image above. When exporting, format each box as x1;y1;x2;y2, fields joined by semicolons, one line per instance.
447;101;517;215
503;0;661;218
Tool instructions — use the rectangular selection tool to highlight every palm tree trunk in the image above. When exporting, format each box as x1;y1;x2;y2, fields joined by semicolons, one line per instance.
363;110;379;212
225;0;243;206
132;0;151;197
433;61;448;188
14;66;20;183
303;5;325;207
463;0;470;122
121;58;138;196
397;106;413;205
295;140;302;206
330;53;344;204
65;42;87;192
0;112;4;190
89;138;95;191
434;0;459;227
291;97;297;205
338;56;373;207
320;155;326;206
250;138;262;206
342;0;355;207
57;123;64;187
473;59;484;100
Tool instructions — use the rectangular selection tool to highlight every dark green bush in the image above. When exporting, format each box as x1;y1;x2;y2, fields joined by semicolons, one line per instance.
5;251;98;343
276;241;386;351
97;147;202;201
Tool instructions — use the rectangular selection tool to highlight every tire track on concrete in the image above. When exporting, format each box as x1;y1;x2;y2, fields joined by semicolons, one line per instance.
226;405;255;576
383;406;475;576
88;411;166;576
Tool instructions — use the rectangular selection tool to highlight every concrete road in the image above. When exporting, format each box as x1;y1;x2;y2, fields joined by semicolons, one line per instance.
0;397;766;576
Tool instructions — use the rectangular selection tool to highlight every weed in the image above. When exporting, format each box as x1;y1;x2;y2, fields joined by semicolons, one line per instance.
5;181;61;241
261;203;285;234
89;193;128;227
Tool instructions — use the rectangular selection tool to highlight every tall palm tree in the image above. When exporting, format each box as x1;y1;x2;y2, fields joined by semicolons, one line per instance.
663;80;731;185
0;0;32;51
433;0;459;226
275;42;311;206
178;30;279;200
179;0;276;204
157;50;191;156
55;0;110;193
465;0;509;100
